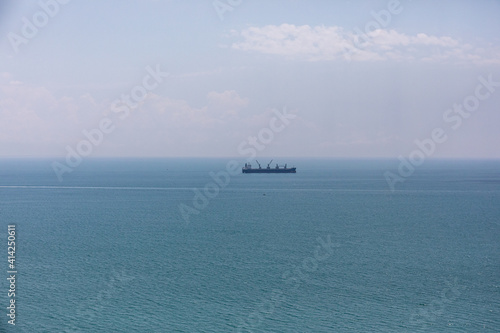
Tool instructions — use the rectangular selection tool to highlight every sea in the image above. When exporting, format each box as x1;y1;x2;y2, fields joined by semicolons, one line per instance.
0;158;498;332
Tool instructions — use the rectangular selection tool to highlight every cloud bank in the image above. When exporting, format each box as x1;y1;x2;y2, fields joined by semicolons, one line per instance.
230;24;500;65
0;74;303;157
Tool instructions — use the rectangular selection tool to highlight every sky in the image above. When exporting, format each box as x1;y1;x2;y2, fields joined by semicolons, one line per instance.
1;0;499;159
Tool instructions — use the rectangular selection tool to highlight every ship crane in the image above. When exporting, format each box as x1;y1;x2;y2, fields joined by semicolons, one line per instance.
242;159;296;173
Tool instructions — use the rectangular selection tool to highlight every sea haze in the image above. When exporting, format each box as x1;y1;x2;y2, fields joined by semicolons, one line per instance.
0;158;499;332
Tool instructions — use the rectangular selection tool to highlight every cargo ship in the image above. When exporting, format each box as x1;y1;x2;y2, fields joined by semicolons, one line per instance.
242;160;296;173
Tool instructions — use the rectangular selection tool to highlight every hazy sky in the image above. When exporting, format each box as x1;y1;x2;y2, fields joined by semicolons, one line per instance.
1;0;499;158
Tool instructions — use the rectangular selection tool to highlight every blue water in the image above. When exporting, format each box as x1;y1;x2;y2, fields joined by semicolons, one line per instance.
0;158;499;332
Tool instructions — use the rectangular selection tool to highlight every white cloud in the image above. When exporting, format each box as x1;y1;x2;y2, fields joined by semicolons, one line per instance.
230;24;500;65
0;82;303;156
231;24;350;61
0;83;106;152
206;90;249;117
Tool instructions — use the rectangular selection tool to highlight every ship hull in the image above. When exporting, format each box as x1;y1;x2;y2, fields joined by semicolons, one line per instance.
242;168;296;174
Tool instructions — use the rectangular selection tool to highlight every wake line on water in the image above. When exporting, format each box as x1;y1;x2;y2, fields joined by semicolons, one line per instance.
0;186;497;193
0;186;194;190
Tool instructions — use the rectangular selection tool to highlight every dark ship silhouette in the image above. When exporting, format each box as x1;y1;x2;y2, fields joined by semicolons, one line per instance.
242;160;296;174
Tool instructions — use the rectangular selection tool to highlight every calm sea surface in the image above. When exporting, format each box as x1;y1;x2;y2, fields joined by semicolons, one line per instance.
0;158;499;332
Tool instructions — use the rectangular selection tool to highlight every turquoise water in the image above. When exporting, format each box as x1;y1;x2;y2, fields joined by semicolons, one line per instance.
0;158;499;332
